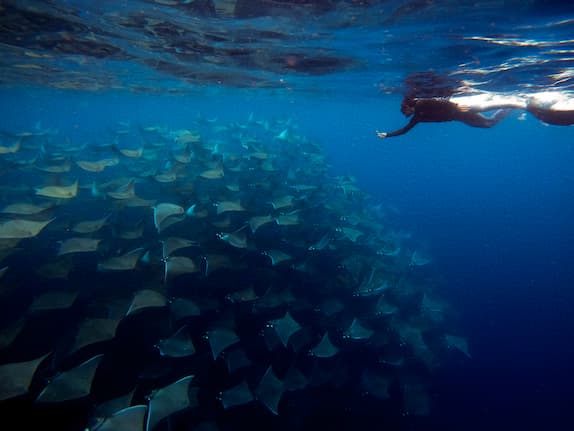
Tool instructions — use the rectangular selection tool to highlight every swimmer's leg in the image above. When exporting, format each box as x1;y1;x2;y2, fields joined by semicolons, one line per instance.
461;109;514;128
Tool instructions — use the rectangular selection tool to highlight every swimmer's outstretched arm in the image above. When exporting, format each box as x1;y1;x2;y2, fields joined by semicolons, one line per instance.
376;117;418;138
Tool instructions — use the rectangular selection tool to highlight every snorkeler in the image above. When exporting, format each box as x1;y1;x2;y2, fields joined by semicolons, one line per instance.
376;73;573;139
376;96;516;138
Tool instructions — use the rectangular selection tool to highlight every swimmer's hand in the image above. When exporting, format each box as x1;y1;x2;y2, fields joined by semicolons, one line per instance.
376;131;388;139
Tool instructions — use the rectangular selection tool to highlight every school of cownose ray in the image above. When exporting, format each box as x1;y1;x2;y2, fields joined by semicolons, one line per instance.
0;114;470;430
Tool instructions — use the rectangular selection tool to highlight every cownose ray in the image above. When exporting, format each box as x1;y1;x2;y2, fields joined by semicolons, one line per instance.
126;289;167;316
308;232;330;251
72;214;111;234
116;222;144;240
211;214;231;229
161;236;199;259
117;146;144;158
125;196;157;208
409;250;432;267
274;211;300;226
76;158;119;173
97;247;145;271
34;181;78;199
0;265;8;280
36;255;74;279
164;256;199;284
0;352;50;401
309;332;339;358
360;369;392;400
157;325;196;358
199;167;224;179
36;159;72;174
58;237;101;256
225;183;240;192
395;323;435;369
0;135;20;154
169;297;201;321
226;286;258;303
0;237;22;252
153;203;184;233
0;317;26;350
28;290;79;313
202;254;234;277
36;354;103;403
253;287;295;312
283;366;308;392
217;225;248;249
173;145;192;164
444;334;471;358
317;297;344;317
261;159;276;172
336;227;364;243
154;170;177;183
375;295;398;316
0;217;55;239
248;215;274;233
0;201;55;215
146;375;198;431
270;195;294;210
107;179;136;200
262;249;292;266
92;389;136;422
70;317;121;354
270;311;301;348
254;365;284;415
224;348;251;374
90;405;148;431
207;328;240;360
219;380;253;410
215;200;246;215
343;318;374;340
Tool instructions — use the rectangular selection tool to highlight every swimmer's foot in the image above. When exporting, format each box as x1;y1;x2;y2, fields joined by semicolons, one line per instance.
376;131;388;139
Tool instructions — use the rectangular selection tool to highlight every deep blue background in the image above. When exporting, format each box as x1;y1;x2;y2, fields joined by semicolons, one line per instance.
2;88;573;430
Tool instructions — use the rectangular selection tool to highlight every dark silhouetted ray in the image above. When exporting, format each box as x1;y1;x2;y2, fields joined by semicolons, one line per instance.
0;317;26;349
92;405;147;431
309;332;338;358
93;389;136;420
220;380;253;410
0;352;50;401
161;237;199;259
170;297;201;321
146;375;197;431
445;334;471;358
360;369;392;400
164;256;199;283
157;325;196;358
126;289;167;316
271;311;301;348
224;348;251;374
262;249;292;266
28;290;79;312
208;328;240;360
36;354;103;403
284;367;308;392
254;365;284;415
343;318;374;340
71;318;121;354
98;247;145;271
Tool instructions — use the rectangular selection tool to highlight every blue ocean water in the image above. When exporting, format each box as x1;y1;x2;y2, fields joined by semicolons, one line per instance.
1;1;574;431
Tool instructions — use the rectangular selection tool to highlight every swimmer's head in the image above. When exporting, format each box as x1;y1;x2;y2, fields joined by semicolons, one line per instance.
401;97;416;116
